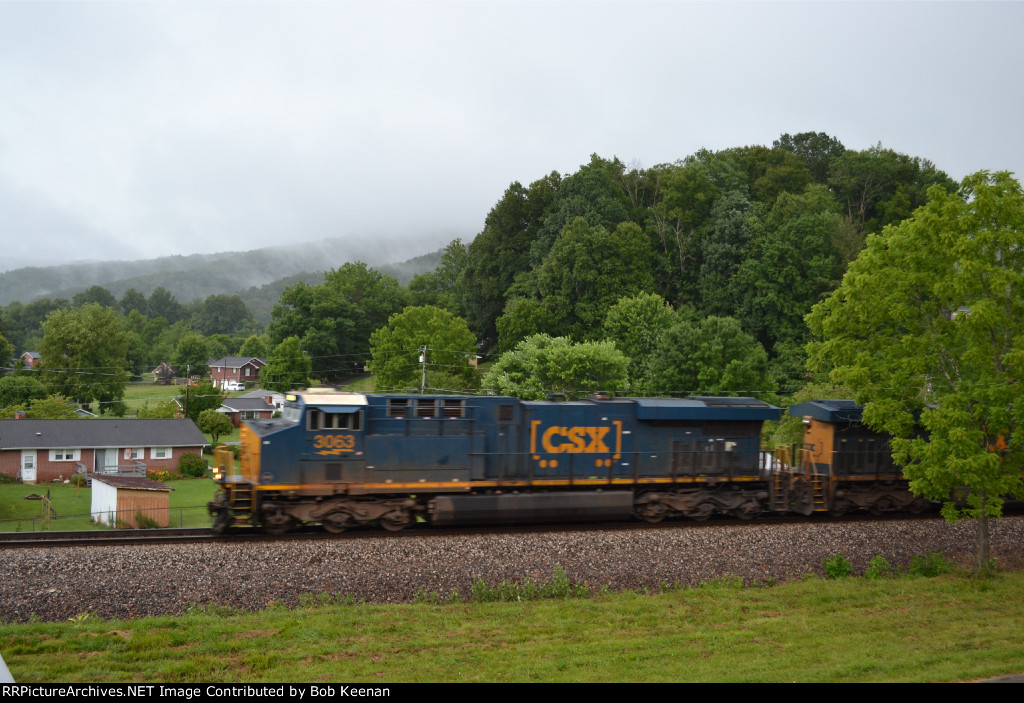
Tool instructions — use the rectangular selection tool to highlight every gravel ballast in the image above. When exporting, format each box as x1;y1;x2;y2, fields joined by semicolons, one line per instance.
3;516;1024;623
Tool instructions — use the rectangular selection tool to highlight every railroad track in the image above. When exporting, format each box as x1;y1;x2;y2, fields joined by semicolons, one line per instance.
0;527;217;548
0;510;939;548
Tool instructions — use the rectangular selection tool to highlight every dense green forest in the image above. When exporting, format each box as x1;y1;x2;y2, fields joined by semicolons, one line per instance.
0;131;961;414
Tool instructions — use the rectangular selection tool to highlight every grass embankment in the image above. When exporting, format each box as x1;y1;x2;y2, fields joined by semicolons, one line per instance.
1;569;1022;682
0;479;216;531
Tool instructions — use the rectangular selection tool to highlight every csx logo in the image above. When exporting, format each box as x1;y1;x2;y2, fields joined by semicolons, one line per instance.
531;421;622;455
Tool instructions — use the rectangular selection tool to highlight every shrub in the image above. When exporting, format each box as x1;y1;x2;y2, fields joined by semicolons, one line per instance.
823;553;852;579
864;555;895;579
907;551;954;578
178;453;208;478
135;511;161;529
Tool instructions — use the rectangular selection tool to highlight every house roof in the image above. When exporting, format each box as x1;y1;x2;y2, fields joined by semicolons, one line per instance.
238;389;283;401
0;419;208;450
219;397;275;413
91;475;173;491
207;357;266;369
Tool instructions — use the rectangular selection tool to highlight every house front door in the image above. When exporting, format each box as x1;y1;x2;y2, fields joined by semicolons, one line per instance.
20;450;37;483
95;449;119;474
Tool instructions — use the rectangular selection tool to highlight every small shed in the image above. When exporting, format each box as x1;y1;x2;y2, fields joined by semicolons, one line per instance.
91;475;173;528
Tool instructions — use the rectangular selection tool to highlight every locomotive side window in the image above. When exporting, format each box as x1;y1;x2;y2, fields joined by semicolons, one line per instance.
498;404;514;422
388;399;409;418
442;399;465;418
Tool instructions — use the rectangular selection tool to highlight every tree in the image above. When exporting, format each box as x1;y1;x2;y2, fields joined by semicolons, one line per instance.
735;186;843;351
602;292;676;386
173;332;209;378
647;315;771;397
147;287;185;323
368;306;477;392
7;396;81;419
119;288;149;317
197;408;234;445
266;263;407;381
238;335;269;358
482;334;629;400
531;219;655;343
407;239;470;317
0;332;12;375
72;285;117;309
259;336;312;392
773;131;846;185
462;173;560;346
193;294;254;336
0;374;48;408
806;171;1024;573
182;381;224;423
39;303;130;407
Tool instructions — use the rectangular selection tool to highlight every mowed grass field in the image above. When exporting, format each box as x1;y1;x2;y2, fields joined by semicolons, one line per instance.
0;479;217;531
1;569;1023;682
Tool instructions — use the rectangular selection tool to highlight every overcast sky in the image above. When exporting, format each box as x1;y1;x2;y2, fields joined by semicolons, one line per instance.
1;1;1021;271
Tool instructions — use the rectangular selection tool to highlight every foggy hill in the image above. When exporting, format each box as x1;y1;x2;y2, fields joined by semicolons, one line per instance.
0;237;444;307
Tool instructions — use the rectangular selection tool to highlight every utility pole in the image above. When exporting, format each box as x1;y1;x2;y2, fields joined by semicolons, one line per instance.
419;346;427;394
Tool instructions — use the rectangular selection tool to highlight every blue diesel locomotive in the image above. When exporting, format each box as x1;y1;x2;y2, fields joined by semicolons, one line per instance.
209;389;783;534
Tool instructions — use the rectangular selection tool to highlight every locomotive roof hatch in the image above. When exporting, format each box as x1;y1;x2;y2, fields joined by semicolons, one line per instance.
788;399;864;423
634;397;779;421
285;389;368;410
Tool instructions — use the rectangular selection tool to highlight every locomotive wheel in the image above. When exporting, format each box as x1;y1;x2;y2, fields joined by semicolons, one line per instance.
828;499;850;517
733;501;759;520
869;498;893;515
379;511;410;532
689;503;714;521
212;508;231;535
907;498;931;514
262;514;295;535
638;503;667;523
321;512;351;534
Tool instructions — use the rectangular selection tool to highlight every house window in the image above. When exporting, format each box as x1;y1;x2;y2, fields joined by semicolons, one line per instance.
152;447;171;460
245;367;251;377
50;449;80;461
128;448;143;460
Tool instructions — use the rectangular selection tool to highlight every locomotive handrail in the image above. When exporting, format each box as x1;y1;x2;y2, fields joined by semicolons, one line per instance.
213;445;236;480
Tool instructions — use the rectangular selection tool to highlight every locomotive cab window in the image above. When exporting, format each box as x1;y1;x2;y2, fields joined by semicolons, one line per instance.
308;409;363;431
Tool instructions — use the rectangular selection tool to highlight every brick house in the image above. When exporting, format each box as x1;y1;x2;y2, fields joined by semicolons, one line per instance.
20;351;40;368
208;357;266;389
218;391;281;427
0;419;208;483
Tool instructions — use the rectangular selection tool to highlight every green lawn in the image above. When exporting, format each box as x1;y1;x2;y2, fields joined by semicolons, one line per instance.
0;478;217;531
2;570;1023;682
